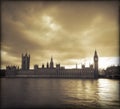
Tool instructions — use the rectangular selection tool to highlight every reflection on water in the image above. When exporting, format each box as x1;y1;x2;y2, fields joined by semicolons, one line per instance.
1;78;119;109
97;79;119;108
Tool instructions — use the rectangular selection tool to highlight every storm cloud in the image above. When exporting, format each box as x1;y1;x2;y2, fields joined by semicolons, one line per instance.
1;1;119;69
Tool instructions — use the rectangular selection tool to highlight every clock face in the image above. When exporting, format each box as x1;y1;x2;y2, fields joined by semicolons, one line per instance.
95;58;98;61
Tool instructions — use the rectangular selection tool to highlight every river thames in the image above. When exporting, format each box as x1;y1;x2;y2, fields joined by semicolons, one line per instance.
1;78;119;109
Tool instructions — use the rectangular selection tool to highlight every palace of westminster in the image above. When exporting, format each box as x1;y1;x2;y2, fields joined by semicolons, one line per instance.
6;50;99;78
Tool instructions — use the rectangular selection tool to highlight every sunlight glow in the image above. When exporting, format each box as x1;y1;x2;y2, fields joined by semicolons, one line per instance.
65;57;119;69
42;15;60;31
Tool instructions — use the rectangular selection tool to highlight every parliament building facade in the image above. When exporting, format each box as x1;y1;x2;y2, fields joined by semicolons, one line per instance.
6;50;99;79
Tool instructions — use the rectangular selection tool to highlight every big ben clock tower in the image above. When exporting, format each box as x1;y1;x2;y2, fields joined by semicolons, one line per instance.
94;50;99;78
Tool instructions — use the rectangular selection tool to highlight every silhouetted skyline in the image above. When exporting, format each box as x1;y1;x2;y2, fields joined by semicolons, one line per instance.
1;1;119;69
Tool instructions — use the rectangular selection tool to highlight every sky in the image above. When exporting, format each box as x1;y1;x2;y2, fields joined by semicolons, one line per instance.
1;0;119;69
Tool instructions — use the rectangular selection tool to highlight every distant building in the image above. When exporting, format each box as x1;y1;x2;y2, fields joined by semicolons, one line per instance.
105;66;120;79
46;62;49;68
6;50;99;79
0;69;6;77
21;53;30;70
94;50;99;78
50;57;54;68
6;65;19;76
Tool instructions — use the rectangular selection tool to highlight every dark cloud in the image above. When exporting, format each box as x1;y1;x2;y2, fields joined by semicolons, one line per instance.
1;1;119;69
1;17;42;57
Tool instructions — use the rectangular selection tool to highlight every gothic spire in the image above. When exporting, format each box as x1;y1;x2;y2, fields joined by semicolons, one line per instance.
94;49;98;57
51;56;53;62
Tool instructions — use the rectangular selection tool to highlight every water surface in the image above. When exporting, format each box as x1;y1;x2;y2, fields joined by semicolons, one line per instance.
1;78;119;109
